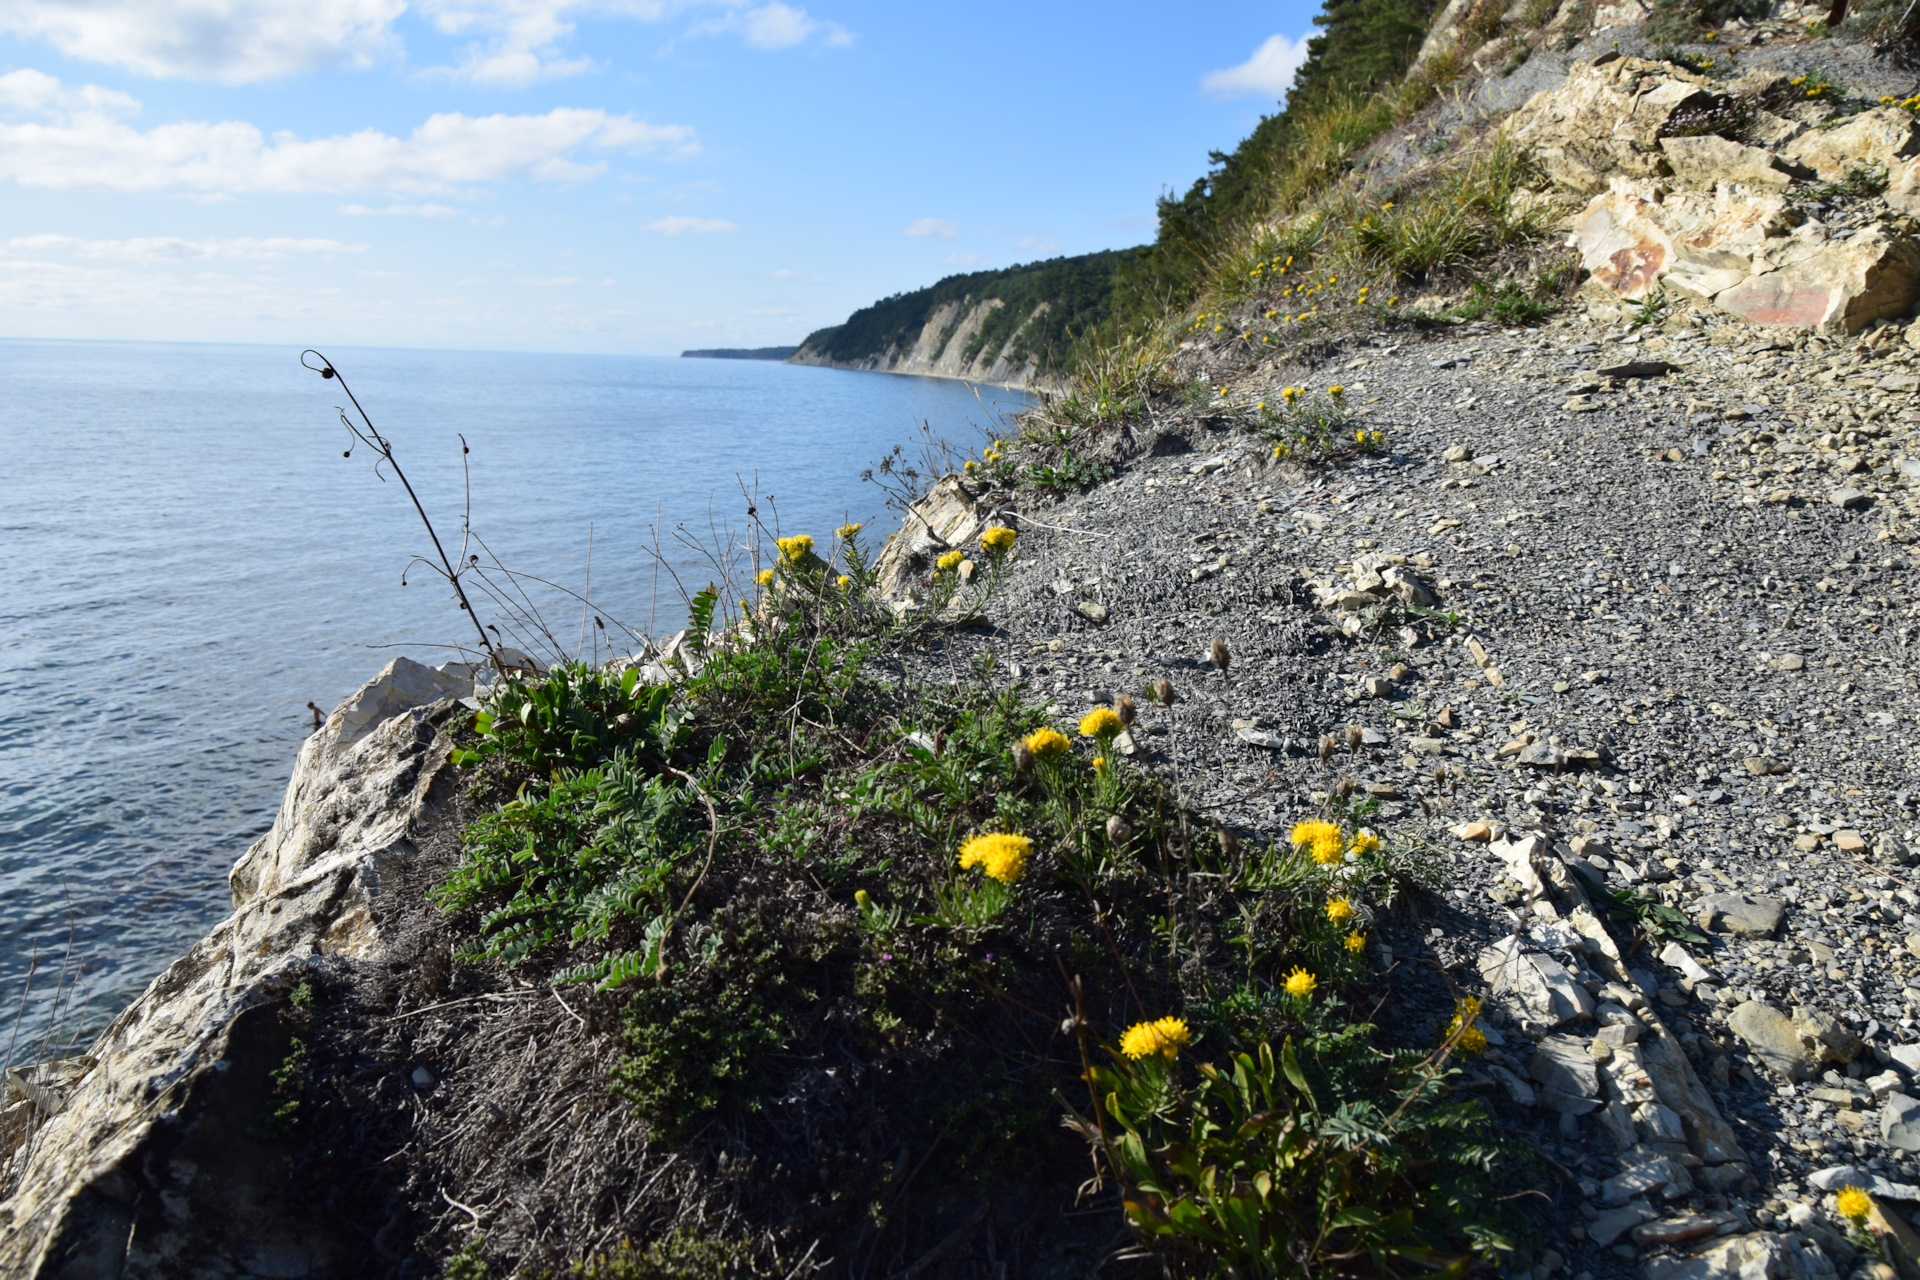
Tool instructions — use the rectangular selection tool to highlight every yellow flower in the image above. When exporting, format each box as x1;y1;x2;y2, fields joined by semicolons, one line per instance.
936;549;964;572
1079;707;1123;741
756;568;775;586
1836;1186;1873;1223
1023;727;1070;760
1382;201;1394;210
958;832;1032;883
836;522;863;539
981;526;1017;555
837;574;850;587
1349;829;1381;856
1284;968;1317;999
1389;296;1399;305
964;460;978;471
1328;385;1345;398
1445;997;1488;1055
777;534;813;561
1119;1016;1191;1060
854;889;871;908
1326;897;1355;924
1291;819;1343;865
1092;756;1109;775
1344;932;1367;955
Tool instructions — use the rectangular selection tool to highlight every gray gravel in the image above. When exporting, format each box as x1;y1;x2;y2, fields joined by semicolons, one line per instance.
928;300;1920;1278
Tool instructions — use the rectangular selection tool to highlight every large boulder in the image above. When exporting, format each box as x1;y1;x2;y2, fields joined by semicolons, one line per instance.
1572;177;1920;332
1509;57;1725;194
1659;135;1804;188
0;658;464;1278
1784;107;1920;181
870;474;996;603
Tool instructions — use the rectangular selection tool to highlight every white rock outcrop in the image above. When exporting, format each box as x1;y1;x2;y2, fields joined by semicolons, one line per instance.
0;657;464;1278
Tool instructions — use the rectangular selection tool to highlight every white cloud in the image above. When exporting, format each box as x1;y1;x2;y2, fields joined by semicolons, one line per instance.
1200;33;1311;101
1015;234;1060;254
6;233;365;260
0;0;405;83
339;201;461;215
685;2;851;49
0;80;696;194
645;216;735;233
0;68;140;116
0;0;854;86
902;217;957;239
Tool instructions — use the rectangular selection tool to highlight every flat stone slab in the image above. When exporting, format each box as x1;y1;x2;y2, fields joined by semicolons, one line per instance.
1696;892;1785;938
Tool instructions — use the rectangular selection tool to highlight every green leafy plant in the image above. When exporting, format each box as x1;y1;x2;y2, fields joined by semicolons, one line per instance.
1081;1028;1514;1278
1593;883;1710;947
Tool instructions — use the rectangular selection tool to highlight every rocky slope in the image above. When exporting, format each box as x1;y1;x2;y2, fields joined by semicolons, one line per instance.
878;291;1920;1278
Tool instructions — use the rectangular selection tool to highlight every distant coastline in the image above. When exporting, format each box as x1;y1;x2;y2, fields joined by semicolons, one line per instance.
679;346;798;360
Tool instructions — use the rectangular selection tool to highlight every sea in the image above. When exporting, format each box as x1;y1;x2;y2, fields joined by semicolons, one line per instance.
0;339;1033;1065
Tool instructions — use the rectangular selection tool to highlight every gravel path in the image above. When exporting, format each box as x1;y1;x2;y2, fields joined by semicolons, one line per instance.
941;303;1920;1279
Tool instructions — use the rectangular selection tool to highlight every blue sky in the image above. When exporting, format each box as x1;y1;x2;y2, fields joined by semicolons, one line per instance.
0;1;1322;354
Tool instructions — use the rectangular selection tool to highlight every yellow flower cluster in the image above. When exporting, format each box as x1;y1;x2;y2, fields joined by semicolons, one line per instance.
1789;73;1836;100
1327;385;1345;398
1284;968;1317;999
836;574;850;587
1884;93;1920;113
1445;997;1489;1055
836;522;863;539
1119;1016;1191;1060
936;549;964;572
1835;1185;1873;1223
981;526;1017;554
756;568;775;586
1290;819;1344;865
1023;727;1070;760
1344;932;1367;955
777;534;813;561
1280;386;1304;404
958;832;1032;883
1326;897;1354;924
1078;707;1123;740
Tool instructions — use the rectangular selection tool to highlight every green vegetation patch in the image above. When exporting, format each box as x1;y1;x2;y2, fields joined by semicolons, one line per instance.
431;517;1523;1274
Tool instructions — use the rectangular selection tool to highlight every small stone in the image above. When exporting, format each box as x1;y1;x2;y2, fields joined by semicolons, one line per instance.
1728;1001;1818;1080
1631;1216;1722;1246
1743;756;1781;776
1884;1093;1920;1151
1363;675;1395;698
1453;820;1495;842
1235;727;1288;750
1869;1070;1905;1099
1589;1205;1651;1243
1767;488;1795;505
1444;444;1471;462
1599;1161;1672;1207
1076;601;1109;623
1831;487;1871;509
1771;653;1805;671
1834;830;1866;854
1696;892;1786;938
410;1066;436;1089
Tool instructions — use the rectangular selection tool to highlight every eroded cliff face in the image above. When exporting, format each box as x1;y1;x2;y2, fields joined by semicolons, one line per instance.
789;297;1054;389
0;657;471;1279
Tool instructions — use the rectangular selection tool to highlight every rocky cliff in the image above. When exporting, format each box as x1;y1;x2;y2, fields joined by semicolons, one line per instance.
789;249;1132;390
791;295;1050;387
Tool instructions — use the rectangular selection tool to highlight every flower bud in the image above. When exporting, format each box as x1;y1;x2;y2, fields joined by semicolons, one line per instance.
1114;693;1136;727
1106;815;1132;843
855;889;871;909
1209;639;1230;674
1318;735;1336;761
1336;777;1356;799
1012;741;1036;776
1217;828;1239;859
1153;679;1176;706
1345;724;1364;750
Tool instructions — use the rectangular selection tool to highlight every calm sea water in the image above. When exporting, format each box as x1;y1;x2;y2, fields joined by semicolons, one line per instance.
0;339;1031;1064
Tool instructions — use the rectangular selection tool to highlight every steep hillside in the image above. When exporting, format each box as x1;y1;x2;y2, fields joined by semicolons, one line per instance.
789;250;1131;386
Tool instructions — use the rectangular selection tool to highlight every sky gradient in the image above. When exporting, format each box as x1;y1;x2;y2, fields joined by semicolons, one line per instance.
0;1;1321;354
